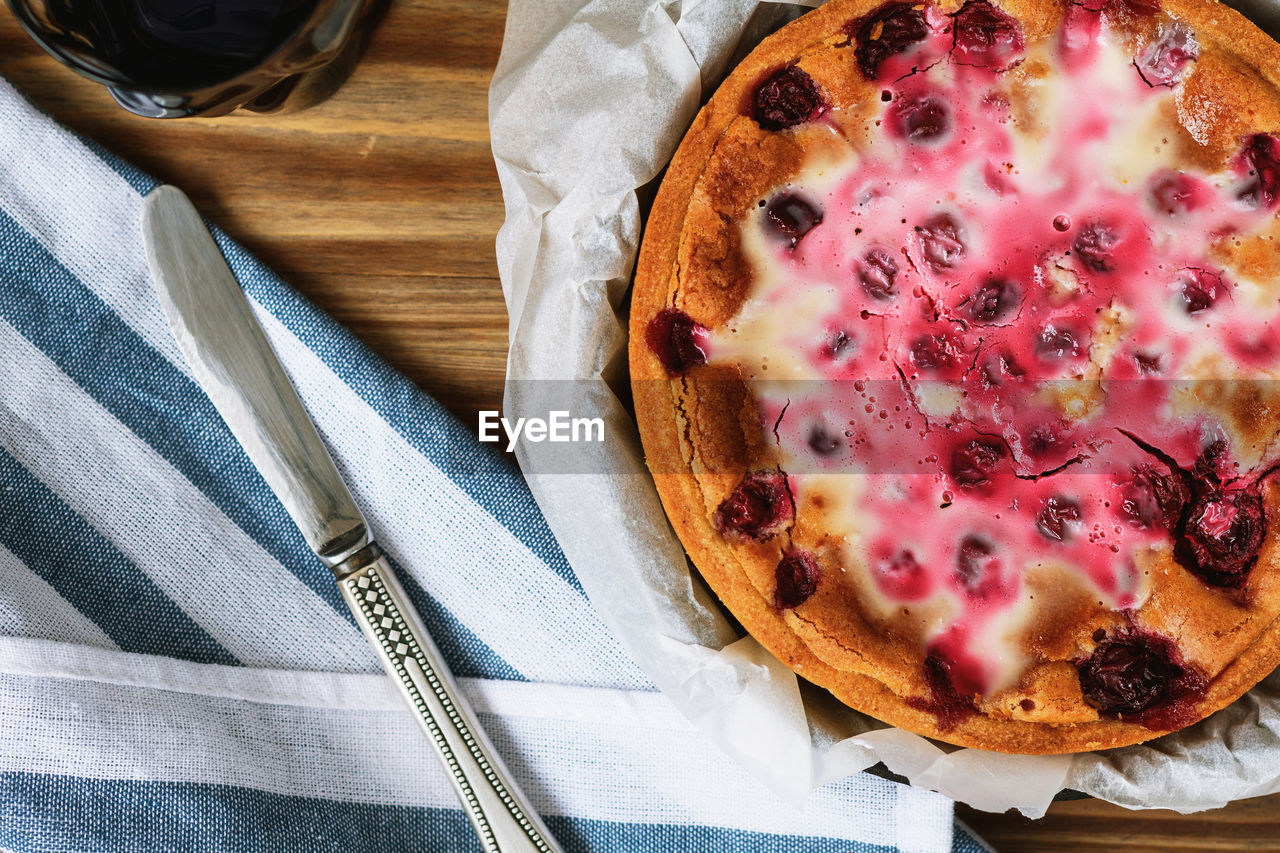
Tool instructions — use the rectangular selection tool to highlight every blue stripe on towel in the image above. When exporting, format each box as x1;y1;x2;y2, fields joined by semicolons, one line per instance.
0;772;905;853
0;206;352;621
551;816;900;853
0;208;525;682
0;446;237;665
209;235;585;596
0;773;481;853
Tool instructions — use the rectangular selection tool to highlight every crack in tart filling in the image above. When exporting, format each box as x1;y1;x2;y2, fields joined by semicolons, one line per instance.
630;0;1280;753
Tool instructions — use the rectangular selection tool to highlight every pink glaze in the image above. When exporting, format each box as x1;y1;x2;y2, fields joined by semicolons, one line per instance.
713;2;1280;695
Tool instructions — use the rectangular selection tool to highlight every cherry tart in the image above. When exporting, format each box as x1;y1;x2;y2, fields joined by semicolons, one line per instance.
631;0;1280;753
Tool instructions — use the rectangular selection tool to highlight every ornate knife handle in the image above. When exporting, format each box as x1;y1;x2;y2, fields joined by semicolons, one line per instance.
337;545;564;853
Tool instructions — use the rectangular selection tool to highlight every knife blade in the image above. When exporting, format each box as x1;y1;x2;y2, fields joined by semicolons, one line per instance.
142;185;563;853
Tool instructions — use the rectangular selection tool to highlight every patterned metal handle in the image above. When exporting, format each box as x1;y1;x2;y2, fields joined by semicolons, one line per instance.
338;546;564;853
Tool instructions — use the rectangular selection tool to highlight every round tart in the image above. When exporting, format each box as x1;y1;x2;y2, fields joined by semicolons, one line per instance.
630;0;1280;753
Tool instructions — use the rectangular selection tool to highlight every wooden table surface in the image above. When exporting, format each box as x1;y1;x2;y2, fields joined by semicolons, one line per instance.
2;2;1278;850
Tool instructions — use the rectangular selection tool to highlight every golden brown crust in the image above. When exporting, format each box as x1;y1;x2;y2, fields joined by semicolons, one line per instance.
631;0;1280;753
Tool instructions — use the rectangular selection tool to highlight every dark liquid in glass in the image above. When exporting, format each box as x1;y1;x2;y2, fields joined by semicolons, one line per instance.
41;0;316;89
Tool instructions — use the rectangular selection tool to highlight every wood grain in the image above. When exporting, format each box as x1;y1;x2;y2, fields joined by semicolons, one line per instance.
959;795;1280;852
3;2;1280;850
0;0;509;430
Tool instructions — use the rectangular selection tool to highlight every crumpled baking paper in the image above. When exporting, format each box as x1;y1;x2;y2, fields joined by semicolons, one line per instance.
489;0;1280;816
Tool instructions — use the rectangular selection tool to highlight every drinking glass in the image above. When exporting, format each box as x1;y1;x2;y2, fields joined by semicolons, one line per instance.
5;0;385;117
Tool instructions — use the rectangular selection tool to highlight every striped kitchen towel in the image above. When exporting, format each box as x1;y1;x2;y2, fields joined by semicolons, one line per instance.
0;77;987;853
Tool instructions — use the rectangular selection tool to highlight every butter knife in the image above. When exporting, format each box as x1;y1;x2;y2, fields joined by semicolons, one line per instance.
142;185;564;853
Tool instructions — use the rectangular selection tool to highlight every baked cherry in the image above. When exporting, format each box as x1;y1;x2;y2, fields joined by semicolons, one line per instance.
775;549;821;608
877;549;931;600
1035;324;1082;360
910;332;964;371
1073;221;1119;272
906;653;977;731
808;424;844;456
955;534;1004;599
1078;630;1205;723
1236;133;1280;209
950;436;1007;488
1120;464;1189;530
1037;495;1082;541
715;470;794;540
1175;487;1266;587
859;248;900;299
752;66;828;131
1148;170;1203;215
978;351;1024;388
824;329;853;359
952;0;1025;70
1022;421;1063;459
1133;351;1163;374
1176;268;1223;314
646;308;709;374
850;2;931;80
765;193;823;248
1135;23;1198;87
890;94;951;141
1192;438;1228;483
916;212;967;270
966;278;1020;324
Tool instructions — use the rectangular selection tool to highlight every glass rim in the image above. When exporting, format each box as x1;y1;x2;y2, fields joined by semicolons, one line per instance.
2;0;324;97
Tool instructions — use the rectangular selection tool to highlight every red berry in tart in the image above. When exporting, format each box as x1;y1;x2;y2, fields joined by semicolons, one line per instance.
752;66;828;131
907;653;978;731
858;248;900;299
646;308;709;374
850;1;931;80
952;0;1025;70
765;193;823;247
1175;487;1266;587
775;549;821;608
1175;268;1223;314
1036;495;1083;541
1132;351;1163;374
1120;464;1189;530
1135;22;1198;86
1147;170;1204;215
1235;133;1280;209
1072;221;1120;272
1021;421;1066;459
890;94;951;141
916;212;967;271
955;534;999;594
965;278;1021;324
1078;630;1206;725
823;329;854;359
876;549;933;600
910;331;966;372
978;350;1025;388
949;437;1008;488
808;423;845;455
714;470;794;540
1034;324;1084;360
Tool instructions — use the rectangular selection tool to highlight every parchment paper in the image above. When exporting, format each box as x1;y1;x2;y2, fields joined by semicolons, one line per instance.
489;0;1280;816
